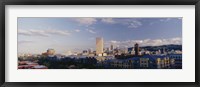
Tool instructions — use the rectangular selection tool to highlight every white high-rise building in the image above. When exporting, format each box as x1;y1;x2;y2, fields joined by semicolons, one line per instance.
96;37;104;55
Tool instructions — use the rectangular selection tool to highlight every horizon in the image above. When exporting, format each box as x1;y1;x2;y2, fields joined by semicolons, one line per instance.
18;44;182;55
18;17;182;54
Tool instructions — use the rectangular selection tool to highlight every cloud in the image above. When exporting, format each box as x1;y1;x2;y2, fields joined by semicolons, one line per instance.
28;29;50;37
74;29;80;32
149;18;182;26
101;18;143;29
75;18;143;29
159;18;171;22
86;29;96;34
18;40;34;45
113;19;143;29
177;18;182;20
74;18;97;26
18;29;70;37
101;18;116;24
105;37;182;48
47;30;70;35
127;20;142;28
74;18;143;29
18;29;32;36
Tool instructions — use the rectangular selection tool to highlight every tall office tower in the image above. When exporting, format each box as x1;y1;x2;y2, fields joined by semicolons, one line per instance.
110;44;114;51
134;43;139;56
96;37;104;55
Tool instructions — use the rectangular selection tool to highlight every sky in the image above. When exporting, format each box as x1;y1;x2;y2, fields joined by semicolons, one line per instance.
18;17;182;54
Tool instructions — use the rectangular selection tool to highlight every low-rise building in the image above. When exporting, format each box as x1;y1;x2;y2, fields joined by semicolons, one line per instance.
101;54;176;69
168;54;182;69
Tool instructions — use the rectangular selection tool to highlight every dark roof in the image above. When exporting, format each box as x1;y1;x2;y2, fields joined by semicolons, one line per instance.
104;54;168;62
141;54;167;61
167;54;182;56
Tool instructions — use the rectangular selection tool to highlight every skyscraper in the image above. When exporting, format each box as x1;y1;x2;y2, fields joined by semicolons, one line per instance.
110;44;114;51
134;43;139;56
96;37;104;55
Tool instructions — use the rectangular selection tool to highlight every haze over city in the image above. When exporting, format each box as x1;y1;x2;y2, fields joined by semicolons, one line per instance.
18;17;182;54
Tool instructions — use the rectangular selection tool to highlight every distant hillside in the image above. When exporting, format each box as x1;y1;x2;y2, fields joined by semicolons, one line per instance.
140;44;182;51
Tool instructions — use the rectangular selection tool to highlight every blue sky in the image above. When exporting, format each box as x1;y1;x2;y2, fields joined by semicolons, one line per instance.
18;17;182;54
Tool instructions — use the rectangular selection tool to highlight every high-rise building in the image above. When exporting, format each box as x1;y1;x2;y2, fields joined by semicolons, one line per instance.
96;37;104;55
110;44;114;51
134;43;139;56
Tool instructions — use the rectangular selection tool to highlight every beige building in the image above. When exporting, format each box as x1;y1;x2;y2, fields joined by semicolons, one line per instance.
47;49;55;55
96;37;104;55
140;58;149;68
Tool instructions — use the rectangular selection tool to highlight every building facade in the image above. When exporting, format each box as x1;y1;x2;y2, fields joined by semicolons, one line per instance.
96;37;104;55
134;43;139;56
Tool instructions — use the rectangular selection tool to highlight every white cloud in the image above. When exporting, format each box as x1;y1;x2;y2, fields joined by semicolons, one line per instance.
47;30;70;36
86;29;96;34
150;18;179;26
101;18;116;24
177;18;182;20
28;29;50;37
74;29;80;32
149;18;181;26
74;18;97;26
127;20;142;28
101;18;143;29
110;40;118;44
75;18;143;29
18;29;32;36
18;29;71;37
159;18;171;22
18;40;34;45
116;19;143;29
105;37;182;48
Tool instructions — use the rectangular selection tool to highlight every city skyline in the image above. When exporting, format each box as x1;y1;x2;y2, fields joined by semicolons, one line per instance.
18;17;182;54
